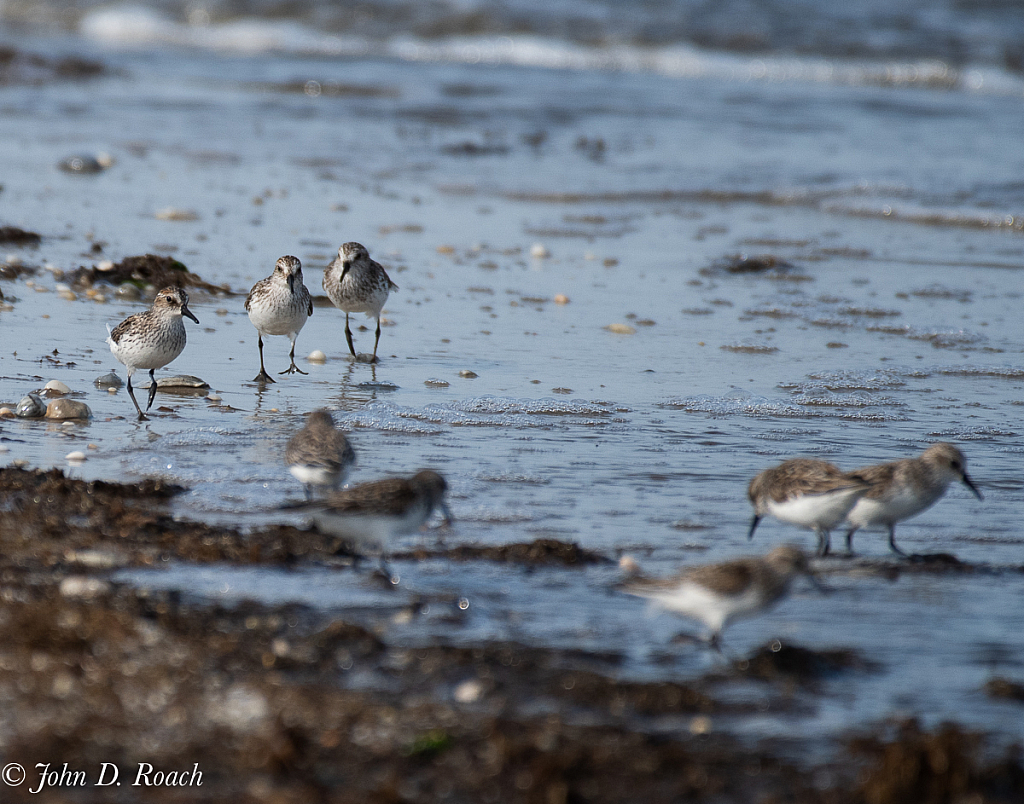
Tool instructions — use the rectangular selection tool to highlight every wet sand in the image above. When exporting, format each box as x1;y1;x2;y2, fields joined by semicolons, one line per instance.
2;466;1022;803
3;33;1024;800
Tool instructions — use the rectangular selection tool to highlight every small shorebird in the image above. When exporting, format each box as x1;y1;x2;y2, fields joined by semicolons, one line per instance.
619;545;819;651
285;409;356;500
312;470;452;566
244;255;313;383
107;286;199;421
844;442;983;556
748;458;872;556
322;242;398;363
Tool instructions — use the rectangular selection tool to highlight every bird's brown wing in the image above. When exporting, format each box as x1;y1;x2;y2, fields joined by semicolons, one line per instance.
325;477;416;515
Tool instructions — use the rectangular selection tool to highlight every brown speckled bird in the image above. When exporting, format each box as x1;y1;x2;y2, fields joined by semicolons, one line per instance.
322;242;398;362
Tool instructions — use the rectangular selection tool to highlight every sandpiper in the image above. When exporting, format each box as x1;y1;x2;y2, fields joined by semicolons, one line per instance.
748;458;872;556
844;442;983;556
322;242;398;363
619;545;819;651
244;255;313;383
285;409;356;500
106;286;199;421
312;469;452;565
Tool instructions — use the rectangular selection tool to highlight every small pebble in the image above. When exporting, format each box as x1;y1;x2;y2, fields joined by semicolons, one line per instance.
207;394;222;402
605;323;637;335
16;394;46;418
425;378;450;387
96;260;115;272
0;407;14;418
554;294;570;305
65;451;87;462
94;371;123;388
0;445;9;453
307;349;327;363
46;399;92;420
530;243;550;258
458;370;478;378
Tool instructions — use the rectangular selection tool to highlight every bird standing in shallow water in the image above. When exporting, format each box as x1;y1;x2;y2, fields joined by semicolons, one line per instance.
285;409;356;501
107;286;199;421
844;442;983;557
244;255;313;383
748;458;873;556
322;242;398;363
619;545;821;652
312;470;452;569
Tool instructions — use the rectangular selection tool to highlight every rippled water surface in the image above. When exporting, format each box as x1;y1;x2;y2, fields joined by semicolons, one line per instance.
3;2;1024;754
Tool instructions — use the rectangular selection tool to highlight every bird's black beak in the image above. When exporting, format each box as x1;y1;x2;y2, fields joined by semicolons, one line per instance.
747;514;761;541
183;304;199;324
962;473;983;501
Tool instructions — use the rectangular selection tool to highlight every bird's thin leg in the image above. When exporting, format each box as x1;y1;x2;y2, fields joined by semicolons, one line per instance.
888;525;909;558
279;336;307;375
145;369;159;411
253;335;275;383
844;527;858;556
817;528;831;557
126;374;148;421
344;313;356;357
371;316;382;363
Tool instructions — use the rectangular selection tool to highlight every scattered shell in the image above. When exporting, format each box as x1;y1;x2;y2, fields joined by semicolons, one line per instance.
458;370;478;378
530;243;550;258
59;577;111;599
154;207;200;222
307;349;327;363
16;394;46;418
64;549;121;569
57;153;114;174
140;375;210;389
96;260;116;272
554;294;570;305
605;323;637;335
94;371;123;388
425;378;450;387
65;450;87;462
45;399;92;420
454;679;484;704
44;380;71;395
115;282;142;300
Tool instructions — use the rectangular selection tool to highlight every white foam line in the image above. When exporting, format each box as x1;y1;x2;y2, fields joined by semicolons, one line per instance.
79;8;1024;96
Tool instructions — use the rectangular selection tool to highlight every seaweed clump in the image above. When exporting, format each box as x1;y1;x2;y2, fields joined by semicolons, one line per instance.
67;253;230;294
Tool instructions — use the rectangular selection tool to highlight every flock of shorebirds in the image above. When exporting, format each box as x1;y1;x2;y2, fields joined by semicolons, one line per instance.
103;239;985;653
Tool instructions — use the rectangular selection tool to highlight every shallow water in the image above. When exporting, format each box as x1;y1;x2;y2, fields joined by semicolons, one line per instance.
3;4;1024;755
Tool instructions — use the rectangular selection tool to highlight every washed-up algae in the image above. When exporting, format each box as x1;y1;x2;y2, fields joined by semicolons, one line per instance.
0;467;1022;802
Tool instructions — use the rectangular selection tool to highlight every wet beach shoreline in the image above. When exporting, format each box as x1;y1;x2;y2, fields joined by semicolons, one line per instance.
3;9;1024;798
1;466;1023;803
